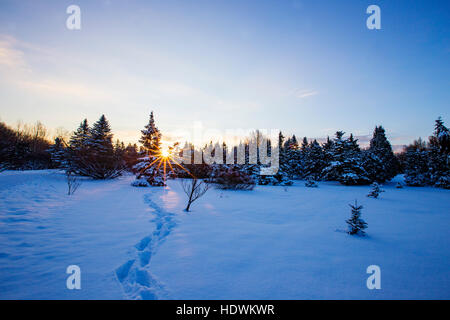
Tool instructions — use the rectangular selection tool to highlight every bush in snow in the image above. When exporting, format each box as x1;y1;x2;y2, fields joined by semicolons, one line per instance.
131;177;150;187
258;171;293;186
346;200;367;236
305;176;318;188
367;182;384;198
212;165;255;190
395;181;404;189
434;175;450;189
134;156;166;186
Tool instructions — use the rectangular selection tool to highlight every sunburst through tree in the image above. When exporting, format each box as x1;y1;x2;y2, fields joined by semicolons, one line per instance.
132;111;193;187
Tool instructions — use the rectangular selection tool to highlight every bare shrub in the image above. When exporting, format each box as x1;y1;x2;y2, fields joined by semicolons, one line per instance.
180;178;210;212
66;170;81;195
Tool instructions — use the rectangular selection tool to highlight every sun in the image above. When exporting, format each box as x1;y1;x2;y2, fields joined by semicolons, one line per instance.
137;143;195;184
161;148;170;158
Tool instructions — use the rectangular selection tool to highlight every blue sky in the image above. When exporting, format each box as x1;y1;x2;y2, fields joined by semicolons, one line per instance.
0;0;449;147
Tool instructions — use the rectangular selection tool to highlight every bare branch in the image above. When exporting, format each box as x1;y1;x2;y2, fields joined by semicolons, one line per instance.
180;178;210;212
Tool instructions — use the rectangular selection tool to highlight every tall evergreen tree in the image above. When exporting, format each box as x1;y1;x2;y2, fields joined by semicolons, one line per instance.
321;131;370;185
139;111;161;156
303;139;326;180
69;119;90;151
427;117;450;188
48;137;67;168
83;115;122;179
88;115;114;154
67;119;90;174
133;111;165;186
367;126;398;182
258;131;292;186
404;138;430;186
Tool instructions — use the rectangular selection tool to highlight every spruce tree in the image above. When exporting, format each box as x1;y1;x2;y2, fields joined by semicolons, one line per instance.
139;111;161;156
302;139;326;180
305;176;318;188
258;131;293;186
132;111;165;186
404;117;450;188
321;131;370;185
404;138;430;186
428;117;450;188
284;135;301;178
49;137;67;169
69;119;90;151
367;126;398;182
67;119;90;174
367;182;384;198
83;115;122;179
346;200;367;236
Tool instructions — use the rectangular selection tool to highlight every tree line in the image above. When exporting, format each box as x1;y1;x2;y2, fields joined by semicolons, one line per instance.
0;113;448;189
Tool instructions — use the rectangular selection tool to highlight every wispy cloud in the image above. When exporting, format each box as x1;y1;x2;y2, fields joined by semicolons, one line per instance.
0;35;28;70
0;35;117;103
293;89;318;99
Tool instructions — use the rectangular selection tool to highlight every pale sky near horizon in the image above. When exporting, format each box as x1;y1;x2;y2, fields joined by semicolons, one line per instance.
0;0;449;148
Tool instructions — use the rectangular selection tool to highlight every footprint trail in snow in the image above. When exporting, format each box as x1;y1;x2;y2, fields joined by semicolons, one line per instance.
116;192;177;300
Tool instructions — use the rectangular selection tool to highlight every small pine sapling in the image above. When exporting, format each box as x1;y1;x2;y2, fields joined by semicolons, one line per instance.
305;176;318;188
346;200;367;236
367;182;384;198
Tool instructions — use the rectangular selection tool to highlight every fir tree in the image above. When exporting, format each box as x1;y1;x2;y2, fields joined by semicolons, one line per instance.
258;131;293;186
67;119;90;174
123;143;139;170
367;126;398;182
321;131;370;185
133;111;165;186
428;117;450;188
139;111;161;155
403;117;450;188
367;182;384;198
303;139;326;180
48;137;67;168
404;138;430;186
304;176;318;188
69;119;90;151
83;115;122;179
346;200;367;236
284;134;301;178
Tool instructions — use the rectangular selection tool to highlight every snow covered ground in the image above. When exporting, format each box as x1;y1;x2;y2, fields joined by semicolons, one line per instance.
0;170;449;299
